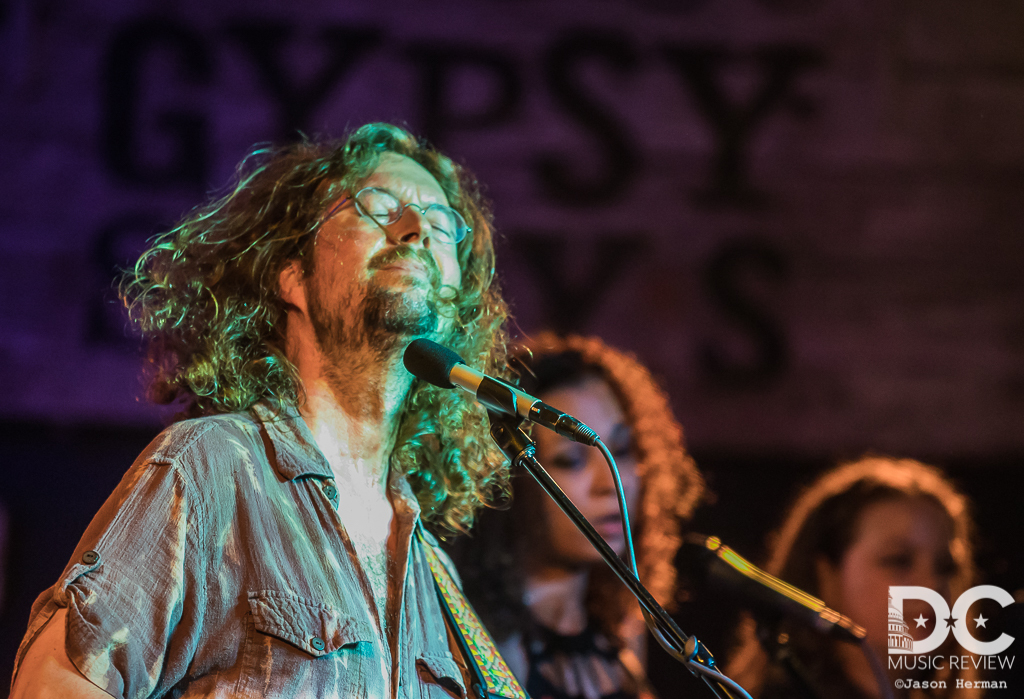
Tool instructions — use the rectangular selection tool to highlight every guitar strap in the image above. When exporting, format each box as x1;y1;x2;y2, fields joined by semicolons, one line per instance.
416;525;529;699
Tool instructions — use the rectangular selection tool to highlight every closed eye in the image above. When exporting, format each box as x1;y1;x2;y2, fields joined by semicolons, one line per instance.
879;553;914;571
551;451;586;471
607;423;634;459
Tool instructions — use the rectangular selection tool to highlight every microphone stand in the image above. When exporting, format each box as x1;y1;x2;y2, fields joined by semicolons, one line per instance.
487;411;745;699
755;624;827;699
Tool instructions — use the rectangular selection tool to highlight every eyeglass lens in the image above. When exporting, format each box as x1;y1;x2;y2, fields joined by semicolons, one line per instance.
355;188;467;243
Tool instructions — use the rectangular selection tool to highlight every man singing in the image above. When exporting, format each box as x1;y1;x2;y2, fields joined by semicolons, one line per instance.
11;123;515;698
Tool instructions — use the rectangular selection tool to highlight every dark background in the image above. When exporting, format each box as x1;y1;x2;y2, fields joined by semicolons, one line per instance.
2;0;1023;695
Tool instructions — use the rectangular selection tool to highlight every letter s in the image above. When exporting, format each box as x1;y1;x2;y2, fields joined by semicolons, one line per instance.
534;31;640;205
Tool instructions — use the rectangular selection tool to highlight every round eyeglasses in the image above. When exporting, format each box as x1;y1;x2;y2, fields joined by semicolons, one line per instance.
323;187;470;245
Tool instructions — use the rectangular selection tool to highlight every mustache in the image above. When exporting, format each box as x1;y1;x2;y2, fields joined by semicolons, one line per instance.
368;246;441;286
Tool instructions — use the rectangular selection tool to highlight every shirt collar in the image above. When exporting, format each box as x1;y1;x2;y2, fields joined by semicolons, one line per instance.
388;465;422;521
251;401;334;481
250;402;424;521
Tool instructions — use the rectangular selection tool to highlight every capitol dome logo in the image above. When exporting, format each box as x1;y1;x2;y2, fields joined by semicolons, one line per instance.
888;595;914;652
889;585;1016;655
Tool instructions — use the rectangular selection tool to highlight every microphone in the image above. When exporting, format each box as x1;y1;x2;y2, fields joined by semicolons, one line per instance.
403;338;599;445
682;534;866;643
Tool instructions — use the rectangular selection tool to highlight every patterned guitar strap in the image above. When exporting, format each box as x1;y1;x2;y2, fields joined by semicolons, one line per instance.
416;526;529;699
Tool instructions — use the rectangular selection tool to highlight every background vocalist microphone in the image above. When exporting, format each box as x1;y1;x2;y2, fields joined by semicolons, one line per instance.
681;534;866;643
403;338;599;445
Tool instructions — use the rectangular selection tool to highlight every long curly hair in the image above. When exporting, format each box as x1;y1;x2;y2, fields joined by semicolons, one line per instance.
449;333;705;644
120;123;510;531
727;456;978;698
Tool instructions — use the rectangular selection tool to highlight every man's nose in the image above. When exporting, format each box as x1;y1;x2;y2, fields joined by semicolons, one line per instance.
388;206;431;247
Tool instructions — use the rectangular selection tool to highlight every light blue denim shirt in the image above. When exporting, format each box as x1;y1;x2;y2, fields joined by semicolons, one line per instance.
12;403;470;699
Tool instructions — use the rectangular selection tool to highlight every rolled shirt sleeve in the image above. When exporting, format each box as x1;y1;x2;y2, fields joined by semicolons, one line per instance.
15;457;208;699
13;406;487;699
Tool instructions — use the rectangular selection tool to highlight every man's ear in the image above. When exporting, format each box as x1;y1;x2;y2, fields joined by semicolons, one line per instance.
278;260;308;316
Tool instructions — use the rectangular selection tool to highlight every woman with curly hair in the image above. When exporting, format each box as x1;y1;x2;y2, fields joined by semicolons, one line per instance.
450;333;705;699
726;456;980;699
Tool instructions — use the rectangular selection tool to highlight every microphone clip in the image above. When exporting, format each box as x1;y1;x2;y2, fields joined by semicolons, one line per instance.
486;411;535;470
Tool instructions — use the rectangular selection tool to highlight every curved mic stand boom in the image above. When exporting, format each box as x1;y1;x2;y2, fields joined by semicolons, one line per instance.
487;411;750;699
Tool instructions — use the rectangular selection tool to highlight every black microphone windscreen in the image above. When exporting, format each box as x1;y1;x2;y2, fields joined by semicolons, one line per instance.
403;339;464;389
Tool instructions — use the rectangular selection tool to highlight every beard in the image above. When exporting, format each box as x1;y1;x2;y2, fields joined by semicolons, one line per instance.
306;247;445;360
362;285;439;339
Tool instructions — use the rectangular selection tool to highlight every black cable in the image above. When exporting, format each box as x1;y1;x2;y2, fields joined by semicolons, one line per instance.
595;439;753;699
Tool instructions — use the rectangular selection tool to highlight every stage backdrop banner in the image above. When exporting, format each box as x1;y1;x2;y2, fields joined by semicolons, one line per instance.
2;0;1024;455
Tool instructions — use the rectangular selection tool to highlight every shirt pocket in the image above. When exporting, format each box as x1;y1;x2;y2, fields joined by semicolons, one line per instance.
236;590;377;697
417;652;467;699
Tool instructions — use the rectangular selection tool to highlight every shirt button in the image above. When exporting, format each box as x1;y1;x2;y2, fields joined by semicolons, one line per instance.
82;550;100;565
323;485;338;500
310;636;326;652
